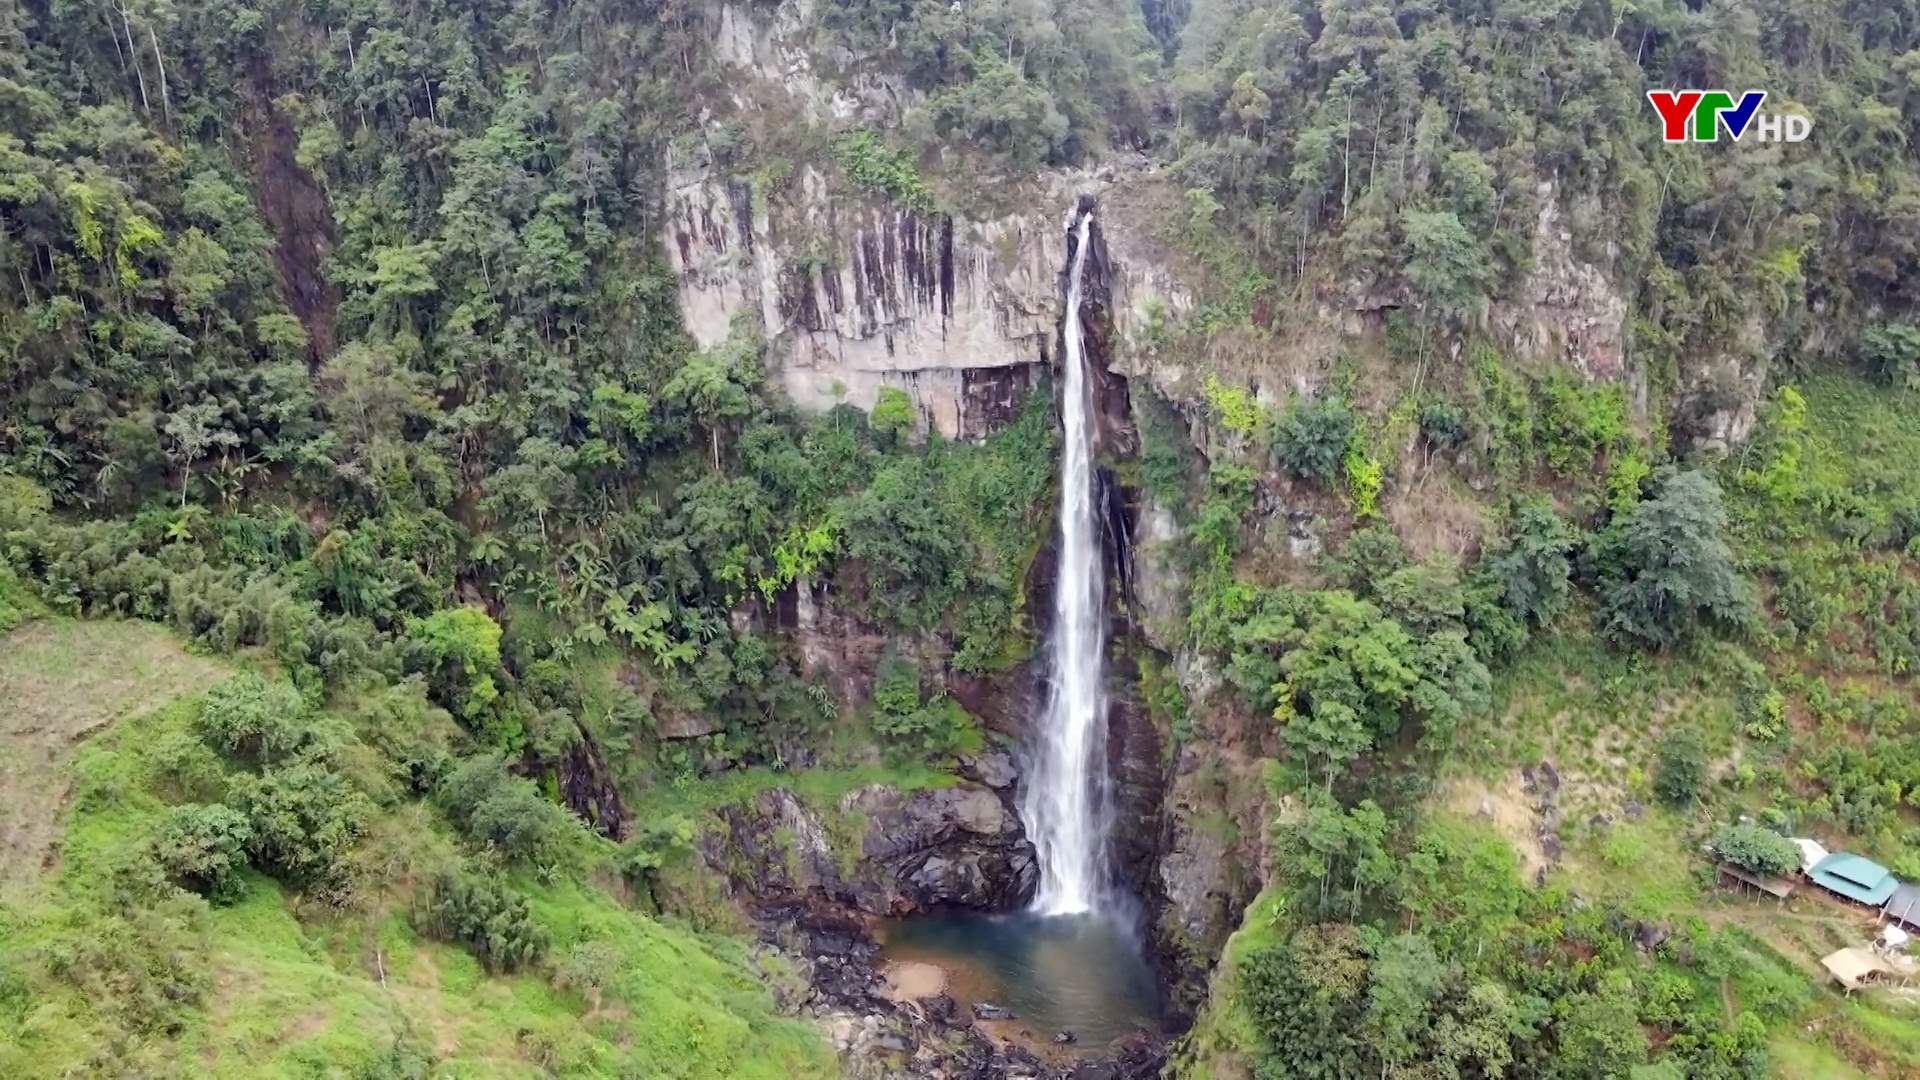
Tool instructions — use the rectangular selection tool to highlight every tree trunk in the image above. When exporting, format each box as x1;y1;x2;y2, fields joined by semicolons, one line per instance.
118;4;150;114
148;22;171;124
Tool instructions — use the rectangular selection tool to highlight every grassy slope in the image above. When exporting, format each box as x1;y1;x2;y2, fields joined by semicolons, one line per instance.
0;620;835;1080
0;619;226;890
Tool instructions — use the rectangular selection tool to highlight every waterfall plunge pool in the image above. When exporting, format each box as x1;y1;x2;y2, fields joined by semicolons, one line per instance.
874;910;1164;1056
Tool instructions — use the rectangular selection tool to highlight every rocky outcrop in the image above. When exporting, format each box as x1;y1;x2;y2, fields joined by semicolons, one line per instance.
1492;181;1629;381
666;3;1194;439
704;770;1037;916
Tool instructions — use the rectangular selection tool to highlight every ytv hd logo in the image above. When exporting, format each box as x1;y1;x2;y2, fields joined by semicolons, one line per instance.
1646;91;1812;143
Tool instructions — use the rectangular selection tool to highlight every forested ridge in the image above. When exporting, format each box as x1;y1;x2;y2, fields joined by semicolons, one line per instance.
6;0;1920;1076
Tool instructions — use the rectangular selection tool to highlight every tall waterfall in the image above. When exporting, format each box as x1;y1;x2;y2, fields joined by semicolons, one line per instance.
1023;212;1112;917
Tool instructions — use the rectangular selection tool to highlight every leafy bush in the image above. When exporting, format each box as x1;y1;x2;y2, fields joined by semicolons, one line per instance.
195;673;311;764
438;753;579;865
872;653;922;716
1592;470;1753;650
1237;928;1368;1078
1273;397;1355;487
869;653;979;757
151;803;254;904
1483;500;1576;629
869;386;916;444
0;557;32;633
406;607;503;723
1203;372;1264;436
1710;825;1801;877
416;870;548;974
1653;727;1708;806
230;762;372;890
837;458;964;626
1417;401;1467;450
834;129;934;212
873;694;980;757
1861;320;1920;391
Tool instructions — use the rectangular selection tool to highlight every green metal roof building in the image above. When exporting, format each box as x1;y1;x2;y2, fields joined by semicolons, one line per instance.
1808;852;1900;906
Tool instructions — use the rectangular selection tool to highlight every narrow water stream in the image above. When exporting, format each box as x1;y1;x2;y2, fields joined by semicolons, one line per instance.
876;911;1162;1053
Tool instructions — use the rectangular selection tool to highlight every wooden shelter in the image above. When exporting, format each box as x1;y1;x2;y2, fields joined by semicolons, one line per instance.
1715;862;1796;902
1821;947;1893;993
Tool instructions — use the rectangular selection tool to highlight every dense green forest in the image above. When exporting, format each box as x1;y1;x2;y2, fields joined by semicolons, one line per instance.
7;0;1920;1076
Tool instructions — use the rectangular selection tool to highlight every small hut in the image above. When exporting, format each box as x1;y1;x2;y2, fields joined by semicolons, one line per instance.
1791;837;1830;874
1821;947;1893;993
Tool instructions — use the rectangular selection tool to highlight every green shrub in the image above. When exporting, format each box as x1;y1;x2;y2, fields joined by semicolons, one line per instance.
438;753;579;865
1417;401;1466;450
406;606;503;724
1273;397;1355;487
1483;500;1576;629
230;762;372;890
1591;470;1753;650
1203;372;1264;436
869;387;915;445
872;653;922;717
834;129;935;211
1653;727;1708;807
1861;320;1920;391
416;869;548;974
1709;825;1801;877
836;459;964;626
872;694;980;757
151;803;254;904
195;673;311;764
0;557;32;632
869;653;978;757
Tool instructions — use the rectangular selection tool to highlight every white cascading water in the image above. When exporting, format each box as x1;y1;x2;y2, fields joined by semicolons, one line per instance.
1023;212;1112;917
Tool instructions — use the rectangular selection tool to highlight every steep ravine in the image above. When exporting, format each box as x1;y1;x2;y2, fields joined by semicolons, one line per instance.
642;206;1261;1078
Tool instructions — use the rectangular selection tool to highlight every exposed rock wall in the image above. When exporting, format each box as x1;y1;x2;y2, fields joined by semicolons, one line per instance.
698;762;1037;917
1491;181;1630;381
664;152;1197;439
666;2;1195;439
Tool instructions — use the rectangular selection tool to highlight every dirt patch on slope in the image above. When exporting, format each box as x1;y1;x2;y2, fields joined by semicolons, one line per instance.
1443;775;1551;881
243;57;339;365
0;620;224;888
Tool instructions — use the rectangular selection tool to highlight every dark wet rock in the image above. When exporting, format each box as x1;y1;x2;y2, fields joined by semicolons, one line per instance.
1539;830;1564;862
1538;759;1561;794
869;1031;915;1053
972;1001;1019;1021
924;992;960;1025
701;782;1037;916
1053;1030;1077;1044
1635;920;1672;952
1111;1032;1169;1079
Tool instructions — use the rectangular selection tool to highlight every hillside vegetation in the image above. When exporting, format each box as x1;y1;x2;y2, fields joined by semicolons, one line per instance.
0;615;833;1079
7;0;1920;1077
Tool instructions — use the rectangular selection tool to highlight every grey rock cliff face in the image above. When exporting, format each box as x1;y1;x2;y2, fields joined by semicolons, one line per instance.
665;4;1194;440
